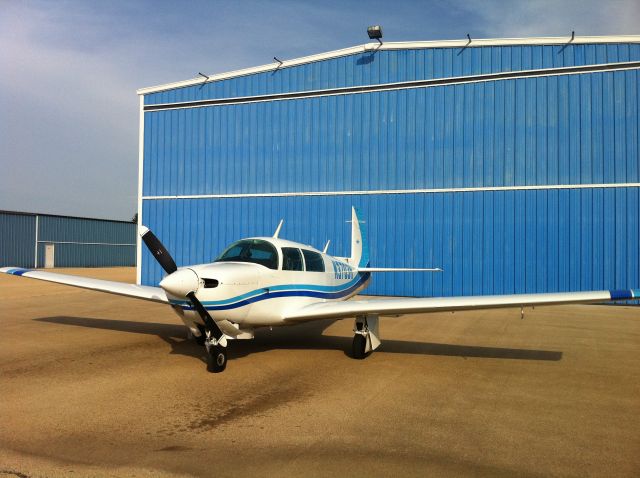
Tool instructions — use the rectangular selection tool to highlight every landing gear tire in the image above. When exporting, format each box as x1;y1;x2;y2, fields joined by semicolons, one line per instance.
207;345;227;373
352;334;368;360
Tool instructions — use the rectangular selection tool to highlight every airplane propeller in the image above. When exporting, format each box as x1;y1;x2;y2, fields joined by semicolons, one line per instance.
140;226;227;370
139;227;177;275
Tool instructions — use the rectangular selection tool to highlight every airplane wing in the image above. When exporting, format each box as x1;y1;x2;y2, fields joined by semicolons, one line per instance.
283;288;640;322
0;267;169;304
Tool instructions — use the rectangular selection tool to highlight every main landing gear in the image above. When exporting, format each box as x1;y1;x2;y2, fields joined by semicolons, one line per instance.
352;315;381;359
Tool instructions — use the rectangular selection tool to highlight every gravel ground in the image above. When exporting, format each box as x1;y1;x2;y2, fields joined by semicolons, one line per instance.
1;267;639;477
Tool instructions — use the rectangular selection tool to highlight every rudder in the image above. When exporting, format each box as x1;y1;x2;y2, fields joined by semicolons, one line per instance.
349;207;369;268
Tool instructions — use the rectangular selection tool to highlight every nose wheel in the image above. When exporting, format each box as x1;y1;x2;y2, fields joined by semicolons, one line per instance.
204;330;228;373
206;342;227;373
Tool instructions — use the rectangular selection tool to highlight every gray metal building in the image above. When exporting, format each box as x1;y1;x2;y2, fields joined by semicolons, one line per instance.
0;211;136;269
136;35;640;297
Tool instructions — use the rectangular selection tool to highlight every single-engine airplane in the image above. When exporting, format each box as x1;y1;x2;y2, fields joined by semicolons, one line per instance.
2;207;639;373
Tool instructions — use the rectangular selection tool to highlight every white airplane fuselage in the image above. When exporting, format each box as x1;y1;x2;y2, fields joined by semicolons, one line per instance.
163;237;371;331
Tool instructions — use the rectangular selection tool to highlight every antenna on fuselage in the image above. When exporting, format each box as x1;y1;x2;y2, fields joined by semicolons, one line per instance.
273;219;284;238
323;240;331;253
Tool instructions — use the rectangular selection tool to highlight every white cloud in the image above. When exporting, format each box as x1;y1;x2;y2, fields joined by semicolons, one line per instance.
464;0;640;38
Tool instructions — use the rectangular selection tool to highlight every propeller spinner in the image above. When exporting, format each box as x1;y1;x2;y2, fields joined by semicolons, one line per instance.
159;268;199;297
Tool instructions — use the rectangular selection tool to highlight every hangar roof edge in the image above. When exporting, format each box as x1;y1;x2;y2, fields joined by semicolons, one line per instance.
0;209;135;224
137;35;640;96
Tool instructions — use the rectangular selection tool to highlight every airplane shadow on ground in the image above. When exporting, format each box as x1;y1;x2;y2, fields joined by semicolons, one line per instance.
35;316;563;364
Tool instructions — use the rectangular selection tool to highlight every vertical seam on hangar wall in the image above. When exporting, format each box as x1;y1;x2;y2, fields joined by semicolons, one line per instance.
33;215;39;268
136;95;145;284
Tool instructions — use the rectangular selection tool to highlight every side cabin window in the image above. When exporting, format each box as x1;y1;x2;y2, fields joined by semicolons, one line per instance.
302;250;325;272
282;247;303;271
215;239;278;270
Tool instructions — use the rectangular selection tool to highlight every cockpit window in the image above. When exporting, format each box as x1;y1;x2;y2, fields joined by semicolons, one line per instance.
215;239;278;270
282;247;303;271
302;250;325;272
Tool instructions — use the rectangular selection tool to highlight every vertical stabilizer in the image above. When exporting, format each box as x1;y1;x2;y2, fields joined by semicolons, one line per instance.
350;207;370;268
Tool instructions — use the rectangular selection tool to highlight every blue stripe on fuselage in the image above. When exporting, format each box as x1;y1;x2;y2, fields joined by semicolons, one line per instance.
171;272;366;306
172;272;371;311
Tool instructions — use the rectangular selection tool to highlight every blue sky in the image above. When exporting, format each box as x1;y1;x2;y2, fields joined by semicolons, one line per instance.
1;0;638;220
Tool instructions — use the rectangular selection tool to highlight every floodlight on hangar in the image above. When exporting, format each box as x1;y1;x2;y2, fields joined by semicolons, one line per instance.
367;25;383;44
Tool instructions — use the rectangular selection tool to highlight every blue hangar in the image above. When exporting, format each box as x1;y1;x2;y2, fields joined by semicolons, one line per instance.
136;35;640;298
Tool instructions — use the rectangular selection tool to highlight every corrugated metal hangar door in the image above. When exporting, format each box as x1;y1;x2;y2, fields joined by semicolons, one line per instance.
138;37;640;297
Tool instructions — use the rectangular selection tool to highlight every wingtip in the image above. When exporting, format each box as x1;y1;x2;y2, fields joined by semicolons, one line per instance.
0;267;30;276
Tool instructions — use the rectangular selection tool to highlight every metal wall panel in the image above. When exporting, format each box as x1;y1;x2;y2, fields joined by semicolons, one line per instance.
141;187;640;297
144;43;640;105
35;243;134;268
38;216;134;244
36;216;136;268
0;212;35;268
143;69;639;196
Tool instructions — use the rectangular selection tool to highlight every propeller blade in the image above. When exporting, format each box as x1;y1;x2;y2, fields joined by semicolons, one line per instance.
139;226;224;346
187;291;224;342
140;226;177;275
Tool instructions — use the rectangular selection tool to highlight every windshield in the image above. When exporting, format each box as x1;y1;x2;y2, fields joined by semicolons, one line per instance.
215;239;279;270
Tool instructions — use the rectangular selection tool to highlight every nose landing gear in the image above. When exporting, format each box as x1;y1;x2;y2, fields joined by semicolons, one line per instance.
205;332;228;373
206;344;227;373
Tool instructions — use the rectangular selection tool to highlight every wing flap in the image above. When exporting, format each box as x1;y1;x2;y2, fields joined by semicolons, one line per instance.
1;267;169;304
284;289;639;322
